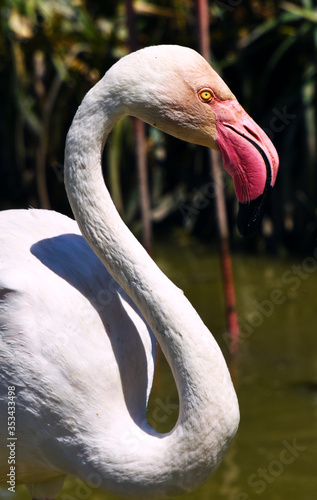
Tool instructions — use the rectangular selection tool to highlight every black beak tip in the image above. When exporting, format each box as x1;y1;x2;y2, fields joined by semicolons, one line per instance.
237;187;272;237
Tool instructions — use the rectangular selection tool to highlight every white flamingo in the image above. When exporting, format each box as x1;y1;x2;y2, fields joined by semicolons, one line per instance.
0;45;278;500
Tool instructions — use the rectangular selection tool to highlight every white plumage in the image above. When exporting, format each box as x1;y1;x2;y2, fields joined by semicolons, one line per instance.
0;45;278;499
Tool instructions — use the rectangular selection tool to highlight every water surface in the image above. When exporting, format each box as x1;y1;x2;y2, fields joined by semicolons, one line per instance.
7;239;317;500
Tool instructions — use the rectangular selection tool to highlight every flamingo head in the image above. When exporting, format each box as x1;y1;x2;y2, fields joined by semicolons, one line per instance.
107;45;279;236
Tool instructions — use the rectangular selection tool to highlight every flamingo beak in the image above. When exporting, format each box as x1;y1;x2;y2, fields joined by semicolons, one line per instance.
214;100;279;236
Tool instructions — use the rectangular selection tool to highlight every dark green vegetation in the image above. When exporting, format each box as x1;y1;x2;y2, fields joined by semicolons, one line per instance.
0;1;316;254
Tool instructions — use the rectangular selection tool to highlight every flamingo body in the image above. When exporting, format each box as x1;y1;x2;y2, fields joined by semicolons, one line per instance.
0;209;155;483
0;45;279;499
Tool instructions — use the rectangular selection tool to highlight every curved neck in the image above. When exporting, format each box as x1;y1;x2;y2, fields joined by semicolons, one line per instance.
64;71;239;497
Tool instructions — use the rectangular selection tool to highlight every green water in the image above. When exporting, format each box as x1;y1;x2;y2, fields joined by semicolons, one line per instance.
6;239;317;500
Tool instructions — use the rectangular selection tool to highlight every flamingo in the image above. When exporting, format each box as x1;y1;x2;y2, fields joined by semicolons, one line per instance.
0;45;278;500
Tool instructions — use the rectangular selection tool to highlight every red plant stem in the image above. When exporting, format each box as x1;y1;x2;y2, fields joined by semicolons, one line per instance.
125;0;152;254
197;0;239;351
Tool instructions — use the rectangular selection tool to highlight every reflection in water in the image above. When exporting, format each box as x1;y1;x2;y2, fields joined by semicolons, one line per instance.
218;443;240;499
6;240;317;500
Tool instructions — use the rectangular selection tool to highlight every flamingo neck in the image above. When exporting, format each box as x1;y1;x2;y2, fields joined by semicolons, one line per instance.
64;68;239;497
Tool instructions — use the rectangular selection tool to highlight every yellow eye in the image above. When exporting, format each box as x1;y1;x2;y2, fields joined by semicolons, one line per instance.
198;89;214;103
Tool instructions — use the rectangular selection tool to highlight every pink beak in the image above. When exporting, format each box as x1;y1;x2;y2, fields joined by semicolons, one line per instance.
214;99;279;236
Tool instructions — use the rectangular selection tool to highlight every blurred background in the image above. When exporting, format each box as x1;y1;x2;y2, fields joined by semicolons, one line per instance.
0;0;316;254
0;1;317;500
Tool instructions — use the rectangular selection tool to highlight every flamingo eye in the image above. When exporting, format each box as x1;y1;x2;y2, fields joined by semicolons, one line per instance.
198;89;214;103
